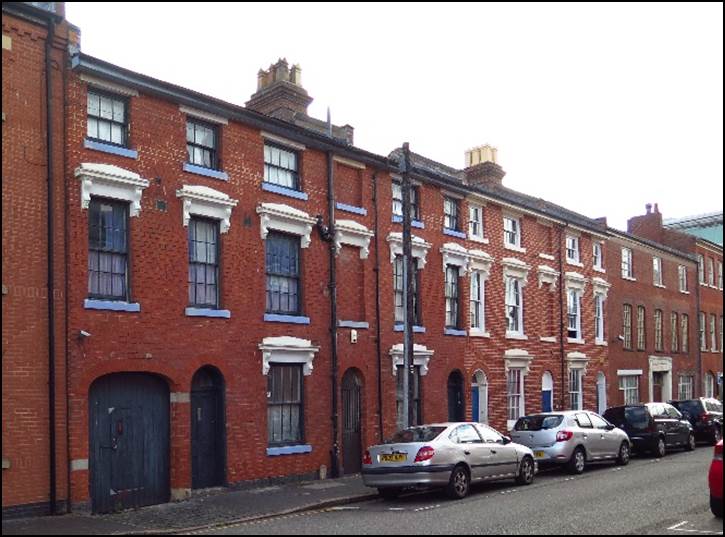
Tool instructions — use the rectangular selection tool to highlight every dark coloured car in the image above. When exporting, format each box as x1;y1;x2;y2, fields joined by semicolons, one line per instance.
603;403;695;457
669;398;723;445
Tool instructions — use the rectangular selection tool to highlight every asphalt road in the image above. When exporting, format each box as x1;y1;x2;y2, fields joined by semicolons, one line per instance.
192;446;723;535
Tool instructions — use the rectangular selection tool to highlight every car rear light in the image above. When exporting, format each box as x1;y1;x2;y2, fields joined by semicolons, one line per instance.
556;431;574;442
714;443;723;462
414;446;435;463
363;450;372;465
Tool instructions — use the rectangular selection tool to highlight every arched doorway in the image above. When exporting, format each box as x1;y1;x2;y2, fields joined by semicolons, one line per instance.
191;366;226;489
89;373;170;514
448;370;465;422
541;371;554;412
342;369;363;475
471;371;489;423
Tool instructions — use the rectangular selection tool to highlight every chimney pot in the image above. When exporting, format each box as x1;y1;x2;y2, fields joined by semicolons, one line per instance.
646;203;652;214
654;203;659;214
464;145;505;188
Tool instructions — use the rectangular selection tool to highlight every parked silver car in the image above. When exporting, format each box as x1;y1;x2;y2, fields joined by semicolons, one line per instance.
362;422;537;500
510;411;631;474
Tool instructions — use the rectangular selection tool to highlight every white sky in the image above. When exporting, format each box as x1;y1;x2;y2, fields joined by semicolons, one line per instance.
65;2;723;230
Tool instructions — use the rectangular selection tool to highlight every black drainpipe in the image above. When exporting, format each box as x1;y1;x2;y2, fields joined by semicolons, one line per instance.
322;151;340;478
558;224;566;411
45;17;58;515
372;173;384;442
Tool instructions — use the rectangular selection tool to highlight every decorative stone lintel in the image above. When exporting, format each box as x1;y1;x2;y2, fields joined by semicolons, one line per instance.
502;257;532;286
504;348;534;375
566;351;590;375
176;185;238;233
389;343;434;376
335;219;374;259
592;277;612;299
75;163;150;217
468;249;494;279
440;242;470;275
259;336;320;376
564;271;589;292
538;265;560;291
257;203;317;248
387;232;432;269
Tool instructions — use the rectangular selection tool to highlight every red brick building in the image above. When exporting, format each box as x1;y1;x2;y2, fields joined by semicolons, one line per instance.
627;205;723;399
2;1;718;519
2;2;76;518
603;221;699;407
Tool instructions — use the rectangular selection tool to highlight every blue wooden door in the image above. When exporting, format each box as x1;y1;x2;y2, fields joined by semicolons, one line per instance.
542;390;553;413
90;373;170;513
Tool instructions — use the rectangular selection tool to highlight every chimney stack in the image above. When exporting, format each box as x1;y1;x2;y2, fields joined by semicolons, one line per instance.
463;145;506;188
646;203;652;214
246;58;313;122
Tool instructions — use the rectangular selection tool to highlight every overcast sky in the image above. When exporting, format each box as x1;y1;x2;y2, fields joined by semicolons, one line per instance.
65;2;723;230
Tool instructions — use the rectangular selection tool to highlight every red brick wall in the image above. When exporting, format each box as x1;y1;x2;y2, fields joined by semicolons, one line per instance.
2;12;70;513
696;244;723;397
605;235;698;405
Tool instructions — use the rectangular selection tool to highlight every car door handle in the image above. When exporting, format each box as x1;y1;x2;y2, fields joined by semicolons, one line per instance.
464;450;471;455
490;450;498;454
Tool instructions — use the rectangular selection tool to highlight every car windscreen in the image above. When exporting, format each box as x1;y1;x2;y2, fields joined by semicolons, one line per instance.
388;426;447;444
674;400;703;417
514;415;564;431
624;407;651;430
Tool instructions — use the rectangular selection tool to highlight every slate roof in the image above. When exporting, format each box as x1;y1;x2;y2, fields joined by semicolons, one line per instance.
388;147;607;234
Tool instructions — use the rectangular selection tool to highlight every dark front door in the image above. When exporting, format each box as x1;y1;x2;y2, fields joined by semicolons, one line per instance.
191;367;225;489
342;369;362;475
90;373;170;514
448;371;465;422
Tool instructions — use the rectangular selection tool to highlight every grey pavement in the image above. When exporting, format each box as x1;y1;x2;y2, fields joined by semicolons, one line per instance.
1;475;377;535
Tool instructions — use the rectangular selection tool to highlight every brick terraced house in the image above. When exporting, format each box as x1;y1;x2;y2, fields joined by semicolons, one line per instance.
3;2;722;518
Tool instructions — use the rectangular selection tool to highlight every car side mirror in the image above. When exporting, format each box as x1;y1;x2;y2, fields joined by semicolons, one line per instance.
502;436;512;445
606;424;616;431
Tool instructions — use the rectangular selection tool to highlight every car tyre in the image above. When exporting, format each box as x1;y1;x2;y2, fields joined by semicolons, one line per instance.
686;433;696;452
515;456;535;485
616;442;631;466
711;495;723;519
567;447;586;475
378;488;402;500
653;436;666;458
446;465;470;499
712;427;722;446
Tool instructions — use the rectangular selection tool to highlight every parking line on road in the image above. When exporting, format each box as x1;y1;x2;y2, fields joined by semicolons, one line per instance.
667;521;723;535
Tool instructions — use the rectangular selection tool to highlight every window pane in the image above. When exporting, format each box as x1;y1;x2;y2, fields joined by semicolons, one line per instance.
112;99;125;122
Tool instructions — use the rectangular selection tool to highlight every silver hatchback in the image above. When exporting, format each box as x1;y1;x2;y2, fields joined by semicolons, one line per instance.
362;422;537;500
510;411;631;474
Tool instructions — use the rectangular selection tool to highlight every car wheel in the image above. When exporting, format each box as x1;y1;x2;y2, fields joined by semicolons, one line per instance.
653;436;666;458
712;427;722;446
567;447;586;475
616;442;631;466
446;465;470;499
515;456;535;485
685;433;696;452
378;488;401;500
711;495;723;519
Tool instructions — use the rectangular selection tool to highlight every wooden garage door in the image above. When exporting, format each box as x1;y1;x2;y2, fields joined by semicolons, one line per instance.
89;373;170;514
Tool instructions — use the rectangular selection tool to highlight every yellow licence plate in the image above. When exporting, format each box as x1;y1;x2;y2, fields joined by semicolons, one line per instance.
380;453;407;463
534;451;546;459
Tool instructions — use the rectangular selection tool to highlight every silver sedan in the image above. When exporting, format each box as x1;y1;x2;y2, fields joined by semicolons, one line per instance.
510;411;631;474
361;422;537;499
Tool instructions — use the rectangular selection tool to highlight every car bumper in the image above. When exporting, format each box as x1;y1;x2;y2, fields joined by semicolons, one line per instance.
528;444;575;465
628;435;657;452
361;464;454;488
